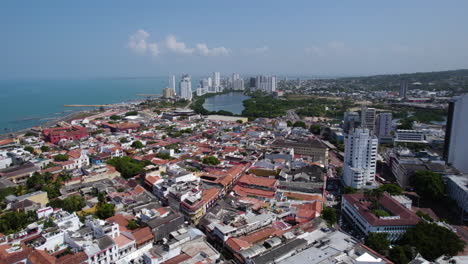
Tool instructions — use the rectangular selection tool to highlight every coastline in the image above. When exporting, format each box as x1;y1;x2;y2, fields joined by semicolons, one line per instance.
0;99;144;139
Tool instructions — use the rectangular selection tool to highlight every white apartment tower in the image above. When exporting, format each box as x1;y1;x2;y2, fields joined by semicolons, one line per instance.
376;113;393;142
231;73;244;91
444;93;468;173
179;74;192;101
360;106;376;133
213;72;220;87
255;75;277;93
169;75;176;95
343;128;379;189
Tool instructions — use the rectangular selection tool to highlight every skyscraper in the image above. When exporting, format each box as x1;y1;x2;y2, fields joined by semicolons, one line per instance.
360;106;376;133
255;75;277;92
163;87;175;98
213;72;220;87
169;75;176;95
179;74;192;101
343;128;379;189
375;113;393;143
444;93;468;173
231;73;244;91
399;80;408;99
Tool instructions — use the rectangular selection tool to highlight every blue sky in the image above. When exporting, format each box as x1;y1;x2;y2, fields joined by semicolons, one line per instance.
1;0;468;79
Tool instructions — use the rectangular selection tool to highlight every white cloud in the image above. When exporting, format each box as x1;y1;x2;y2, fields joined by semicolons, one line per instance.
196;43;230;56
128;30;234;57
148;43;160;56
128;29;159;57
165;34;194;54
128;29;150;54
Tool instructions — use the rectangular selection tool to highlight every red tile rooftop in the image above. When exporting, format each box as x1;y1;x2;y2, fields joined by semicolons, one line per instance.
238;174;277;188
132;227;154;246
106;214;134;233
233;185;275;199
343;193;420;226
161;253;191;264
114;234;133;248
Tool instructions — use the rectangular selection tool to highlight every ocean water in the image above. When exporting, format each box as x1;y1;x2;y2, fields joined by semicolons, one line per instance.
203;92;251;115
0;78;174;132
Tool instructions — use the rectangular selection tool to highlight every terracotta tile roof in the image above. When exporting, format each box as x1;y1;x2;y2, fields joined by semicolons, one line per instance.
226;237;251;251
132;227;154;246
292;201;322;223
145;175;161;186
0;139;15;146
114;234;134;248
28;249;56;264
238;227;281;244
67;149;82;159
134;185;146;194
0;244;31;264
161;253;191;264
233;185;275;198
106;214;133;232
343;193;420;227
238;174;277;188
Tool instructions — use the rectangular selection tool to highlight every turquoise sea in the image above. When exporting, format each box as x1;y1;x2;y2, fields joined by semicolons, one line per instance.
0;78;175;132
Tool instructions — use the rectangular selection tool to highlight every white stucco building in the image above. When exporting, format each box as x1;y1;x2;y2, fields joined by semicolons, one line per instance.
342;128;378;189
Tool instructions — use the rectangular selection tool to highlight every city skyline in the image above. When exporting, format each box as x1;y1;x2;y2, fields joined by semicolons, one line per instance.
2;1;468;79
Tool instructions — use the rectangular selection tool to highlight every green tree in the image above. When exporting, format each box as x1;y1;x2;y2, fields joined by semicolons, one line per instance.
61;195;86;212
131;140;144;149
389;245;414;264
43;218;55;228
156;152;172;160
120;137;129;143
95;203;115;219
335;167;343;176
343;186;357;194
202;156;220;165
365;233;390;255
293;121;307;129
24;146;34;153
54;154;69;162
310;124;321;135
125;111;138;116
286;120;293;127
0;211;36;234
376;184;403;195
97;192;106;204
410;171;445;200
110;115;122;120
322;207;337;226
107;156;148;178
40;145;50;152
126;219;140;230
400;222;465;261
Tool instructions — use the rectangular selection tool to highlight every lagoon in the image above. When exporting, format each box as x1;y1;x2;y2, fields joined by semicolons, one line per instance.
202;92;250;115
